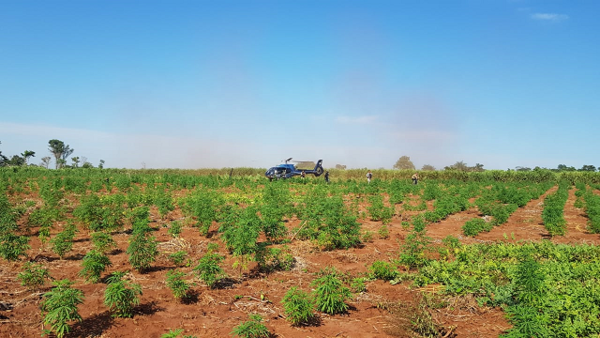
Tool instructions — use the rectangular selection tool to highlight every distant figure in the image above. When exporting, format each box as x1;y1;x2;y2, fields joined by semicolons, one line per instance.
301;171;306;179
366;170;372;184
412;172;419;185
324;171;330;183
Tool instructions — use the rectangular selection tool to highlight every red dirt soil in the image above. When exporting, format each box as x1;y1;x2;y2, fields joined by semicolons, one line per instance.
1;185;598;338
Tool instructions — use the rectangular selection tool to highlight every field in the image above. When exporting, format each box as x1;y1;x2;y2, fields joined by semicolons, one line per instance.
1;168;600;338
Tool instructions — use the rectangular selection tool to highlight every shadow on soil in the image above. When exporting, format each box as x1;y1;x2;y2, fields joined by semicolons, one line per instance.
181;289;200;304
71;311;115;337
135;301;165;316
214;277;241;289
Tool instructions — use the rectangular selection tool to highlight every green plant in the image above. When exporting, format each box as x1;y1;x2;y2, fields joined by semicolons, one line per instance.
462;218;491;237
127;232;158;272
194;248;226;289
0;233;30;261
220;206;261;274
79;250;112;283
442;235;461;249
104;271;143;318
166;270;191;301
367;195;394;224
378;225;389;239
542;182;570;236
50;224;76;259
350;277;367;293
168;220;183;238
161;329;184;338
169;250;187;266
18;262;49;289
369;260;398;281
40;279;84;338
231;314;270;338
90;231;117;253
160;328;197;338
255;245;295;273
361;230;374;243
398;216;433;269
311;267;352;315
281;287;315;326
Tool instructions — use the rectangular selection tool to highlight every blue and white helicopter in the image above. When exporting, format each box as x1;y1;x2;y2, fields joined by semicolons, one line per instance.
265;158;324;180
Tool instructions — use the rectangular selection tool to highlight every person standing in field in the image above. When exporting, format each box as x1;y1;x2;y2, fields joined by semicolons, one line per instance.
366;170;373;184
301;171;306;179
412;172;419;185
324;171;330;183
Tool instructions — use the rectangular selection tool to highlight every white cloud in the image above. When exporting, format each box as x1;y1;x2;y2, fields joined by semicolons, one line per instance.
335;115;378;124
531;13;569;22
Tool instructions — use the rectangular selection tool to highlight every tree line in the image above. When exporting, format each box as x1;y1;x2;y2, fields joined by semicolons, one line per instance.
0;139;104;169
390;155;597;173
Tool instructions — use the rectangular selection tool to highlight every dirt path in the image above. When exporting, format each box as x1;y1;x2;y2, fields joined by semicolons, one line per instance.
554;187;599;244
475;186;556;243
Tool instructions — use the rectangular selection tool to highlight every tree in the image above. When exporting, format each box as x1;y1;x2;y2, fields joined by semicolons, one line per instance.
71;157;80;168
48;139;74;169
472;163;485;172
41;156;51;169
557;164;576;172
445;161;468;171
7;155;25;166
393;156;415;170
579;165;597;172
335;164;347;170
0;141;8;167
21;150;35;165
98;159;105;169
81;161;94;168
421;164;436;171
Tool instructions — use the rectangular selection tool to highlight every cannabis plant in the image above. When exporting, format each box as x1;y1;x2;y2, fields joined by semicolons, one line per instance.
281;287;315;326
166;270;191;301
104;271;142;318
311;268;352;315
40;279;84;338
127;232;158;272
194;245;226;289
231;314;270;338
79;250;112;283
18;262;49;289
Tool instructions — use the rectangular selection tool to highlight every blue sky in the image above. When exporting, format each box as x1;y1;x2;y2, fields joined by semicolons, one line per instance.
1;0;598;170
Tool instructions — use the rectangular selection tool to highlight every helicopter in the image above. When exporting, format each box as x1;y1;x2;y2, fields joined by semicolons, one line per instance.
265;158;324;180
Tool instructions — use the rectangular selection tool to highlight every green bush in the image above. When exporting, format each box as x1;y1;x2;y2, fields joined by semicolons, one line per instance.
50;224;76;259
462;218;491;237
367;195;394;224
160;328;198;338
0;233;30;261
281;287;315;326
194;246;226;289
40;279;84;338
79;250;112;283
168;220;183;238
255;245;294;273
104;271;142;318
398;216;432;269
369;260;398;281
90;231;117;253
169;250;187;266
378;225;389;239
18;262;49;289
231;314;270;338
127;232;158;272
166;270;191;301
311;268;352;315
